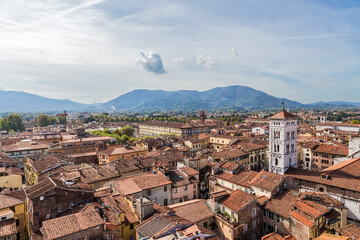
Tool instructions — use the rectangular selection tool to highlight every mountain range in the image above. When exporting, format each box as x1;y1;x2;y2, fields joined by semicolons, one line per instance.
0;86;359;112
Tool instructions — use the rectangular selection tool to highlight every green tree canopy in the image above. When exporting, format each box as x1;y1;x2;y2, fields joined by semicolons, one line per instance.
58;115;67;125
120;126;134;137
37;114;52;127
0;114;25;132
120;134;130;143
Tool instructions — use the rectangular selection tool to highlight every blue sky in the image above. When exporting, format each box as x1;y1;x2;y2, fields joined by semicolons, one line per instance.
0;0;359;104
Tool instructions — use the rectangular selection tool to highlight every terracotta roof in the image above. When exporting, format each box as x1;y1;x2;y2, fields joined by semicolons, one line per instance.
262;232;293;240
313;144;348;156
285;168;360;192
78;164;119;184
25;177;93;200
220;161;241;172
40;205;104;239
2;141;50;152
301;141;319;150
140;121;217;130
99;146;145;156
314;233;350;240
179;166;199;176
0;219;16;238
215;169;259;189
27;156;64;173
97;195;138;225
238;141;267;151
6;189;26;202
60;136;114;144
136;214;190;238
113;171;171;195
337;223;360;240
168;199;214;223
289;210;315;228
209;190;229;198
5;167;24;175
256;195;270;206
265;190;300;218
219;189;256;212
0;194;24;209
212;149;248;160
293;200;328;219
249;170;283;192
269;110;298;120
321;158;360;178
0;152;17;166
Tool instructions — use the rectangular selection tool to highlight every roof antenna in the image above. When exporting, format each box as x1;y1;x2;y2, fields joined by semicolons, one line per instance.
282;101;285;110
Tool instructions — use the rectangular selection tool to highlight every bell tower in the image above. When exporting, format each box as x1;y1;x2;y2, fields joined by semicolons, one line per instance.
268;105;298;175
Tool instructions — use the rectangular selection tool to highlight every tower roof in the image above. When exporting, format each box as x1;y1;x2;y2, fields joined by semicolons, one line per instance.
269;110;298;120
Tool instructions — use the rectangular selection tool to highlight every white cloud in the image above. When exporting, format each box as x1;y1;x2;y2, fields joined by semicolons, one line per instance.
136;51;166;74
22;77;35;82
196;55;215;69
231;47;238;59
172;56;187;64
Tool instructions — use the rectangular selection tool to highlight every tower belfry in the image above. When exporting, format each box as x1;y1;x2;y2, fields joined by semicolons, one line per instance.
268;107;298;175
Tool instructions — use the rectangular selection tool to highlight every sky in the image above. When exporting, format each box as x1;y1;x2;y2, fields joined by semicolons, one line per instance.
0;0;360;104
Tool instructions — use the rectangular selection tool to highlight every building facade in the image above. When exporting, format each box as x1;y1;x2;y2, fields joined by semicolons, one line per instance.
269;110;298;175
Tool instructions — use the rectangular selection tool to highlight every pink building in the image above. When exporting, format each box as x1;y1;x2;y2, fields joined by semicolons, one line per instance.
167;166;199;204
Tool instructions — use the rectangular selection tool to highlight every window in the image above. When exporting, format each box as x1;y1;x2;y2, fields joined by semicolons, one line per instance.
16;219;19;226
184;185;188;191
203;222;208;228
184;196;188;201
164;185;167;192
243;224;247;232
164;199;168;206
129;234;134;240
147;189;151;195
40;196;44;201
174;188;178;193
130;223;134;229
106;235;114;240
275;158;278;166
193;184;196;188
252;208;256;217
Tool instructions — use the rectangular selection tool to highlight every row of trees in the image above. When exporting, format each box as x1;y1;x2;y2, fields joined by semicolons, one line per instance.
37;114;67;127
88;126;136;144
0;114;26;132
83;114;191;123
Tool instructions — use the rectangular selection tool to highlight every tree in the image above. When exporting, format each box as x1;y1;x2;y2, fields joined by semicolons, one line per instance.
120;134;130;143
103;128;111;134
0;114;25;132
37;114;52;127
120;126;134;137
58;115;67;125
351;120;360;124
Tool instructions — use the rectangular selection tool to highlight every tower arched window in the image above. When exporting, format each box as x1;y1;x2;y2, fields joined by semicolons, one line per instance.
275;158;278;166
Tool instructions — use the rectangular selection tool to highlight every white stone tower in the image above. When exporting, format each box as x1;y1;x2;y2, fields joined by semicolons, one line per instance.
269;106;298;175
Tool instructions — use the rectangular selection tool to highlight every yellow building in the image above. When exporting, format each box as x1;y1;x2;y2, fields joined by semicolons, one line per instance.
209;135;238;149
98;146;147;165
0;194;26;240
0;167;23;191
139;119;217;138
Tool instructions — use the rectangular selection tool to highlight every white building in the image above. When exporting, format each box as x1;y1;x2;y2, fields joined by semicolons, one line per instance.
268;110;298;175
251;126;269;135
